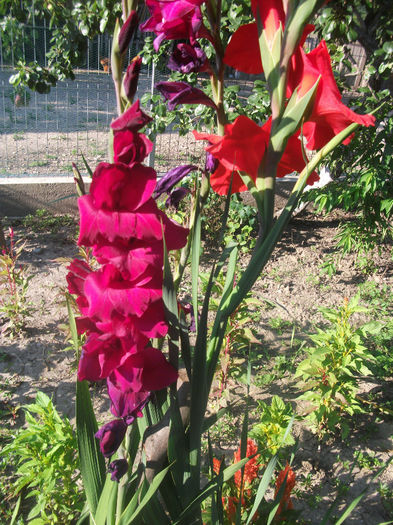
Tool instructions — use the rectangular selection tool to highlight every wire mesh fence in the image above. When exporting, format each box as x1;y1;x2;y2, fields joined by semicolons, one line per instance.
0;20;368;179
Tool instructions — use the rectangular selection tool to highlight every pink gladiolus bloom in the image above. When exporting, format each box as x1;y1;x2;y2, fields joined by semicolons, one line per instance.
118;10;139;55
113;130;153;165
95;419;127;457
140;0;208;51
78;332;144;382
89;162;156;212
83;264;162;321
167;42;208;73
108;347;178;420
111;100;152;132
93;238;163;282
287;40;375;150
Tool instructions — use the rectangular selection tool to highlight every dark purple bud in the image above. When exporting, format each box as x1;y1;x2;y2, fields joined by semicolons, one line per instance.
205;152;218;174
118;10;139;55
108;459;129;482
153;164;197;199
95;419;127;458
123;56;142;102
168;43;208;74
111;100;152;132
165;186;190;209
156;81;217;111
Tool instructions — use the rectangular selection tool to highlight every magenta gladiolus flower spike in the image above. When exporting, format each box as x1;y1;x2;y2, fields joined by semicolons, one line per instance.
140;0;209;51
168;43;208;73
111;100;152;132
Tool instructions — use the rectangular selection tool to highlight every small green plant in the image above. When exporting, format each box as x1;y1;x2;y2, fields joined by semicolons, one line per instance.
22;209;75;233
250;395;295;464
1;391;84;524
0;228;32;337
268;316;293;335
224;195;258;253
295;297;382;438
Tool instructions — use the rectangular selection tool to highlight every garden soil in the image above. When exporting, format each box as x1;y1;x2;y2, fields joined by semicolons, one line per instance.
1;209;393;524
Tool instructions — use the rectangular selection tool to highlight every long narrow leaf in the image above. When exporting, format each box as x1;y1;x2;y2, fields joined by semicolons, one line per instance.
191;186;201;333
76;379;106;515
245;455;278;525
94;475;118;525
117;465;172;525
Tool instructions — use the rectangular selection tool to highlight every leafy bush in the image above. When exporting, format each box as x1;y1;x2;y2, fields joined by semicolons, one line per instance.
295;297;382;438
1;392;84;524
303;104;393;258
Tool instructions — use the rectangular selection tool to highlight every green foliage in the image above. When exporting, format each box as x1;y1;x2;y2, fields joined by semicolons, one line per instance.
2;1;122;93
202;192;259;254
358;280;393;380
304;106;393;258
1;391;84;524
22;208;75;234
250;396;295;464
224;195;259;253
0;229;32;337
314;1;393;92
295;297;382;438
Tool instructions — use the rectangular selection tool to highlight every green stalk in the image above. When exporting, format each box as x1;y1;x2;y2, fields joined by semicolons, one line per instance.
206;120;364;389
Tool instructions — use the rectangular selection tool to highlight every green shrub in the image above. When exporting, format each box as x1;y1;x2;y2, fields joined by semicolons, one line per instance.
1;392;84;524
295;297;382;438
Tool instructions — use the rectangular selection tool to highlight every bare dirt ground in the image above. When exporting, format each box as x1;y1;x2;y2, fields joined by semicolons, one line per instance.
0;209;392;524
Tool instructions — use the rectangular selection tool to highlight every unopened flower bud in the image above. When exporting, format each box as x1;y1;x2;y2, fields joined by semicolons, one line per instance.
108;458;129;482
123;56;142;102
95;419;127;458
118;10;138;55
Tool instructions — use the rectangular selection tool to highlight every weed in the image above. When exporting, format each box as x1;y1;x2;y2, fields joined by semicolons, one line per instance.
29;160;49;168
250;395;296;464
356;451;384;470
268;316;293;335
0;228;32;337
1;392;84;523
22;209;75;233
12;131;25;141
295;297;383;438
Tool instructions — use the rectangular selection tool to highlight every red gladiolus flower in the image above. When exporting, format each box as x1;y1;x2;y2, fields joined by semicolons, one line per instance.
193;116;318;195
233;438;260;488
224;0;313;74
287;40;375;150
140;0;208;51
274;463;296;516
193;115;269;194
